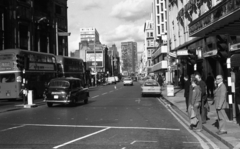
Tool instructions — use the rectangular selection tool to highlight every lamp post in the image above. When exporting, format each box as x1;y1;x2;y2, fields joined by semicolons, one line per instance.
166;0;171;85
94;39;97;86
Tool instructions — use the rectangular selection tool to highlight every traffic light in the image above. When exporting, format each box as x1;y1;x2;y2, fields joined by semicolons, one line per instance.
187;49;197;65
16;54;24;70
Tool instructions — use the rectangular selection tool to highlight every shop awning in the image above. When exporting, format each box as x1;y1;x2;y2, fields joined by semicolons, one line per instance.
189;0;240;37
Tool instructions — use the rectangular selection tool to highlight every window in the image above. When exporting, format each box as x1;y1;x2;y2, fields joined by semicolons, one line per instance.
150;32;153;37
158;26;160;34
161;3;164;11
157;6;159;14
157;0;159;4
0;73;15;83
157;16;160;24
161;13;164;22
147;32;150;37
165;11;167;20
162;24;164;33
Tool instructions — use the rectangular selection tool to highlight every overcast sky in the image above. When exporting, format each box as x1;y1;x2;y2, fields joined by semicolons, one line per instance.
67;0;152;56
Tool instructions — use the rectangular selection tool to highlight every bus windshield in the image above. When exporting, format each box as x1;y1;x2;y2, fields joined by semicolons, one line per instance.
0;73;15;83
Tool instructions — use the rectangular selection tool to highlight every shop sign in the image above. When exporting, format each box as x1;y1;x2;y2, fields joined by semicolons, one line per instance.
177;49;188;56
189;0;240;36
203;49;218;57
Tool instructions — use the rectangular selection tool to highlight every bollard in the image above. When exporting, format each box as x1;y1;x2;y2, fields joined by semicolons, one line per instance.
24;90;37;108
28;90;33;105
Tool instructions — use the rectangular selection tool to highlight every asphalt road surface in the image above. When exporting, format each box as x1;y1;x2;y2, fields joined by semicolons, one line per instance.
0;82;228;149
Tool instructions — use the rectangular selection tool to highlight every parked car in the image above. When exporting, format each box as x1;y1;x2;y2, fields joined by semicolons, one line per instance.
123;77;133;86
43;77;89;107
114;76;119;82
106;77;116;84
141;79;161;97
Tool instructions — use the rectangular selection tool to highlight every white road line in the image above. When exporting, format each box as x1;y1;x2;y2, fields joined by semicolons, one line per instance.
0;125;25;132
53;127;110;149
131;140;157;145
109;90;113;93
102;92;107;95
157;98;210;149
161;98;220;149
91;95;99;98
24;123;180;131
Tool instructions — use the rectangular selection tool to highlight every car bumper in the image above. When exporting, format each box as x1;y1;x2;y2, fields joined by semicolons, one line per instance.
43;99;71;103
142;92;161;95
123;82;133;84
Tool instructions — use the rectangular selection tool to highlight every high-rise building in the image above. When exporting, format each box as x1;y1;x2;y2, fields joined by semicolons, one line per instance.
153;0;167;39
121;42;138;73
79;28;100;44
108;44;119;57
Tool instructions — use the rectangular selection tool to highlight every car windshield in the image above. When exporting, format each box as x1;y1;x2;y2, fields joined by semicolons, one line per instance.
124;78;131;80
144;81;159;86
49;80;70;88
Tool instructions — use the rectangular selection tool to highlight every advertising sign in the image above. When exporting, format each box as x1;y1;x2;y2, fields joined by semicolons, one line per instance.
86;51;103;67
167;85;174;96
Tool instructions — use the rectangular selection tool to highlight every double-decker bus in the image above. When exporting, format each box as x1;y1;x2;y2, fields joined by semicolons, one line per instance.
56;56;87;87
0;49;57;100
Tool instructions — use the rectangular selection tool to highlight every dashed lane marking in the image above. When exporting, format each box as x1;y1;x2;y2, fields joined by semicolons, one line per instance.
131;140;158;145
0;125;26;132
102;92;108;95
91;95;99;98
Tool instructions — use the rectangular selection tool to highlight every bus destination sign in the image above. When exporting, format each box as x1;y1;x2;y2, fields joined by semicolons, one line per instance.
29;63;55;71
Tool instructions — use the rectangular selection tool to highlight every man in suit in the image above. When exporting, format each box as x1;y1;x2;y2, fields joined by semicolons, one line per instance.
214;75;228;135
184;75;190;112
195;73;209;124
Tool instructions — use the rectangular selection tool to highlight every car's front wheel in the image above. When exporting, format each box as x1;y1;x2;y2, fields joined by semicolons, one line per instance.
47;102;53;107
84;95;88;104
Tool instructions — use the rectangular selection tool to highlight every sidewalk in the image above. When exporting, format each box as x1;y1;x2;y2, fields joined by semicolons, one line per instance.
161;86;240;149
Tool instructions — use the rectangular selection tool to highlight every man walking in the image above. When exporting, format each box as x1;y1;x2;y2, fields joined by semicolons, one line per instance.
195;73;209;124
213;75;228;135
184;75;190;112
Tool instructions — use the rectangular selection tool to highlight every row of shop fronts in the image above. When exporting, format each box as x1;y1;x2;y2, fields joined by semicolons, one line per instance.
150;0;240;121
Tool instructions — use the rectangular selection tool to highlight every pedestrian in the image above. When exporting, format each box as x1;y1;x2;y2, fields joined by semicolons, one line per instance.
213;75;228;135
190;78;202;132
195;73;209;124
157;74;163;87
206;73;215;98
188;74;195;129
184;75;190;112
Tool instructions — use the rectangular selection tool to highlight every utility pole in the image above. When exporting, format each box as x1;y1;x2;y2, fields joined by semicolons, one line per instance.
166;0;171;84
94;37;97;86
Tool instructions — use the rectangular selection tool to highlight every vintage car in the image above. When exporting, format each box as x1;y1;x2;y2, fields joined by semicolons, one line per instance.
141;79;161;97
43;77;89;107
123;77;133;86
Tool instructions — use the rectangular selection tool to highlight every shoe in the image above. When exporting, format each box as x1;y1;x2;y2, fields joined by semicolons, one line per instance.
189;125;193;130
216;131;227;135
193;129;202;132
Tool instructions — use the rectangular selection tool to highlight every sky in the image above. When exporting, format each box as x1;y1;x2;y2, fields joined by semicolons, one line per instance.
67;0;152;57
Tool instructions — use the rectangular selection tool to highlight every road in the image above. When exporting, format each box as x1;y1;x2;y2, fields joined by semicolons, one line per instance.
0;82;228;149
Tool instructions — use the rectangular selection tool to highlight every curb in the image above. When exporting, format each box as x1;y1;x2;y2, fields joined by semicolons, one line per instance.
161;90;234;149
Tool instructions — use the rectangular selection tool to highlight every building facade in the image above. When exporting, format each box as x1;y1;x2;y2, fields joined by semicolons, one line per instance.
143;18;155;76
0;0;69;55
151;0;169;82
170;0;240;121
121;41;138;74
79;28;100;44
